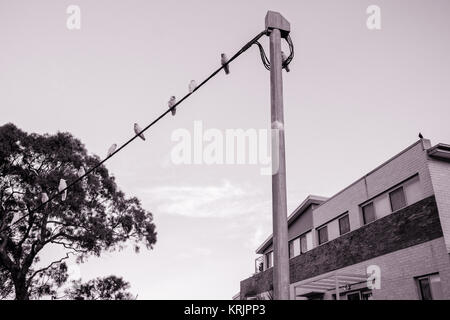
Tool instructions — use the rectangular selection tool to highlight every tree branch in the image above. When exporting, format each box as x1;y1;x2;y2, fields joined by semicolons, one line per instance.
27;251;74;284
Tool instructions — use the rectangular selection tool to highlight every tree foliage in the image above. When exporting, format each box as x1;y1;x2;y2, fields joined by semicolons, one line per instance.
0;123;157;299
65;275;135;300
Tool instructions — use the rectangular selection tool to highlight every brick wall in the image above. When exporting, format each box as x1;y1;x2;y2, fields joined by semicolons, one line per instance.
427;158;450;253
240;196;445;298
293;237;450;300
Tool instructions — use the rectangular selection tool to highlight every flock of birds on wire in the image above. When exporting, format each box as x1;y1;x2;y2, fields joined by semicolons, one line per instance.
36;52;292;205
38;52;292;205
23;46;423;215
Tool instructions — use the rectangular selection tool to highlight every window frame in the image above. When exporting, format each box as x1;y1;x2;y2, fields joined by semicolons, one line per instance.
288;237;300;259
389;186;407;212
288;240;294;259
300;234;308;254
417;275;433;300
361;291;373;300
265;251;273;269
346;292;361;301
317;225;329;245
416;273;442;300
338;214;350;235
357;174;419;226
289;232;310;259
362;202;376;225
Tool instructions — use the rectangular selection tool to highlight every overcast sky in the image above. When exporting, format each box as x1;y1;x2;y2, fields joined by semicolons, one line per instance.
1;0;449;299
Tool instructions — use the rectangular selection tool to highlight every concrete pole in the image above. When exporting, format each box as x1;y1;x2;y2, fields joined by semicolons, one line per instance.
265;11;290;300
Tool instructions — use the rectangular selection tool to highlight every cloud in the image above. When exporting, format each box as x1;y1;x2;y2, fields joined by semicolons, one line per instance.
140;180;268;218
140;179;274;254
246;224;268;250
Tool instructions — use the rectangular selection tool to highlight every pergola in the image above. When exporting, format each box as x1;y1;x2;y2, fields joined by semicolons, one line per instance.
292;271;368;300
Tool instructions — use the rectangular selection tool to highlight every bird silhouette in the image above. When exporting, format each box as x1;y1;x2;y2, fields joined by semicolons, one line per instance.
134;123;146;141
189;80;197;93
41;192;49;204
58;179;67;201
107;143;117;157
419;132;424;139
169;96;177;116
281;51;290;72
77;167;85;178
221;53;229;75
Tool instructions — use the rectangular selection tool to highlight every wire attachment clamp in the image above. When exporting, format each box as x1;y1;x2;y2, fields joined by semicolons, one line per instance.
255;11;294;72
254;34;294;72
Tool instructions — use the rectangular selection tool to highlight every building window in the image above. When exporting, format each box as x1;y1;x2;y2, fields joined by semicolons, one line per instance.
265;251;273;269
300;234;308;254
306;231;313;251
389;187;407;212
346;292;361;300
361;291;373;300
338;214;350;235
362;202;376;225
317;226;328;245
418;277;432;300
288;238;300;259
417;273;444;300
288;241;294;259
255;256;264;274
289;232;311;258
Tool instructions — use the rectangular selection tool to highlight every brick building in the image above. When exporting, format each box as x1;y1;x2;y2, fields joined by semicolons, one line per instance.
239;139;450;300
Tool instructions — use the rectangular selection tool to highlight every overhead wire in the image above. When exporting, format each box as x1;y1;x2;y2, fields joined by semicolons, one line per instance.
0;30;270;234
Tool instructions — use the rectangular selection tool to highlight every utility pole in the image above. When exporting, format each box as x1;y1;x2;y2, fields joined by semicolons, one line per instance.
265;11;291;300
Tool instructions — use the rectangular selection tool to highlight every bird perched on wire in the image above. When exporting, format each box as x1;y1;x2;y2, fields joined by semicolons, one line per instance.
134;123;146;141
221;53;230;75
41;192;49;204
419;132;424;139
281;51;290;72
169;96;177;116
58;179;67;201
77;167;85;178
189;80;197;93
107;143;117;157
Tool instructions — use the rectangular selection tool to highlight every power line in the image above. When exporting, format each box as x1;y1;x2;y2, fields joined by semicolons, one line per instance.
254;34;294;71
1;30;269;234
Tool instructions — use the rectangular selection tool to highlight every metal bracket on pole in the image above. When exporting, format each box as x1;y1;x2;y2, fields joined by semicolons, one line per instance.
265;11;291;38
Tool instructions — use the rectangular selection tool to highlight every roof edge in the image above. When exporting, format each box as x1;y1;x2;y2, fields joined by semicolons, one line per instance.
311;139;429;211
428;143;450;161
254;138;437;255
255;195;327;254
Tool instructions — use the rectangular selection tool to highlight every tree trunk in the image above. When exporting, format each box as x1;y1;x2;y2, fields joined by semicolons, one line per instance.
13;276;29;300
